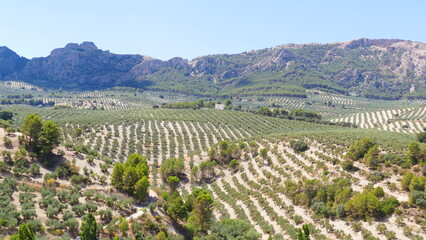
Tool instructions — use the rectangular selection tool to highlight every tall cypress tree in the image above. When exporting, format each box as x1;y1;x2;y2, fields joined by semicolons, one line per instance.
80;213;97;240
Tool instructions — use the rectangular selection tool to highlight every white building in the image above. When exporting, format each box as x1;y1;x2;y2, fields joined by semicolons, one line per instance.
215;104;225;110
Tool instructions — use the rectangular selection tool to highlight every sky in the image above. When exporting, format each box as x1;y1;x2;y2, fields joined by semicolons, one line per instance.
1;0;425;60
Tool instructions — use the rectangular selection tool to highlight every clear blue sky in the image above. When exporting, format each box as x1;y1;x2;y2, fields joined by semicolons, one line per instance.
1;0;424;60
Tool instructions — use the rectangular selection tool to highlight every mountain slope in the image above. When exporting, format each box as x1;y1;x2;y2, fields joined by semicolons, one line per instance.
1;42;143;87
128;39;426;98
0;46;28;78
1;39;426;99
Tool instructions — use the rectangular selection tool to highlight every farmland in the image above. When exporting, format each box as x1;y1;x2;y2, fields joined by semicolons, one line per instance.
0;81;425;239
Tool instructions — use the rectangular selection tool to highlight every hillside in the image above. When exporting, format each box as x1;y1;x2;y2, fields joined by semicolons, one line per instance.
1;39;426;99
1;101;425;239
0;79;425;239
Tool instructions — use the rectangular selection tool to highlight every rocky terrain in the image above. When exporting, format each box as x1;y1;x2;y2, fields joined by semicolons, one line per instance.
1;39;426;98
0;42;143;87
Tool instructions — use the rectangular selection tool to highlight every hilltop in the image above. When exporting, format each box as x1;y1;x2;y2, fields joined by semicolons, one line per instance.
1;39;426;99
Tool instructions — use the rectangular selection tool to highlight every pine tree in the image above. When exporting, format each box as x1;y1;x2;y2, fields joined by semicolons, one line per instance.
15;223;35;240
297;224;310;240
134;176;150;201
407;141;421;165
80;213;97;240
166;176;180;193
346;138;375;160
364;144;380;169
111;163;125;190
21;114;43;150
38;120;61;156
193;193;214;232
167;194;188;220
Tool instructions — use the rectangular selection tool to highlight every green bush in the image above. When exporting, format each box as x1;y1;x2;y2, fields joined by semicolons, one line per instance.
341;160;355;171
346;138;375;160
160;158;184;179
409;191;426;208
111;153;149;200
367;171;385;182
70;175;86;185
228;159;240;170
417;132;426;143
290;140;309;153
206;218;260;240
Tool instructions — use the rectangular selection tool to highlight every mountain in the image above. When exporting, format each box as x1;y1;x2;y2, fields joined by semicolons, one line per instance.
127;38;426;99
1;39;426;99
1;42;143;87
0;46;28;79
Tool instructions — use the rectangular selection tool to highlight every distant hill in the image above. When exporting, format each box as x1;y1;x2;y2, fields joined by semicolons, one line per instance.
1;39;426;99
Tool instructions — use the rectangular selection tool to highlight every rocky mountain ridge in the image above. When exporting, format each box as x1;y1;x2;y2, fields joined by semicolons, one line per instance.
1;42;144;87
1;39;426;99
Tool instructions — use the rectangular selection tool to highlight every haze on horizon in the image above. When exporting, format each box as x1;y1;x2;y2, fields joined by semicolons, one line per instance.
1;0;425;60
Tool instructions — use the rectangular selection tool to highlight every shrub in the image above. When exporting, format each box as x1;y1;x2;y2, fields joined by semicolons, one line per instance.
385;231;396;240
99;208;112;222
367;171;385;182
228;159;240;170
27;219;44;233
259;148;268;158
46;206;60;218
62;210;75;221
381;153;406;166
3;136;12;147
70;175;86;185
208;140;242;165
409;191;426;208
85;201;98;213
29;164;41;176
55;167;69;179
341;160;355;171
149;203;157;213
346;138;375;160
209;218;260;240
417;132;426;143
290;140;309;153
72;205;87;217
0;161;10;172
351;222;362;232
293;215;303;225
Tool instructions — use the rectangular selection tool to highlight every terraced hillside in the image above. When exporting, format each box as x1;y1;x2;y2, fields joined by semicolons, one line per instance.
1;84;426;239
1;81;197;110
3;104;424;236
182;138;425;239
330;105;426;134
2;80;426;117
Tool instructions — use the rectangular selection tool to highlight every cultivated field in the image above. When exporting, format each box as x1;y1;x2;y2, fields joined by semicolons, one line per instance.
0;82;425;239
330;105;426;134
